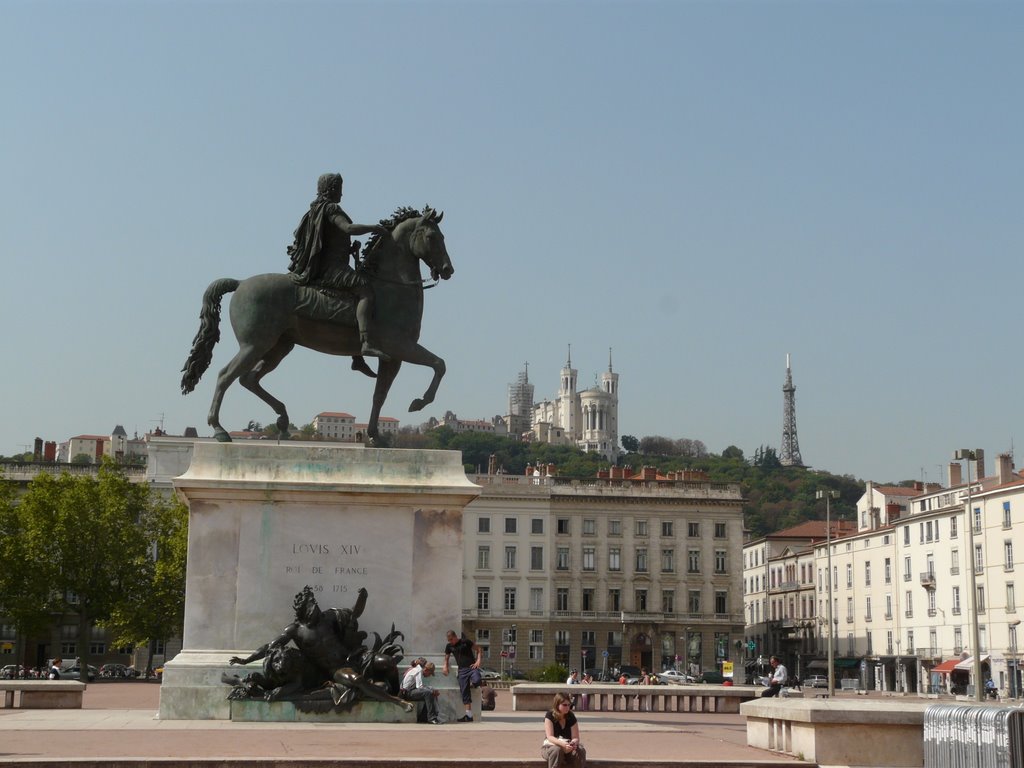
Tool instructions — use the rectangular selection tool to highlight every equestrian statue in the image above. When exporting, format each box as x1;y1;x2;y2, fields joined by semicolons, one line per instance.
180;172;454;443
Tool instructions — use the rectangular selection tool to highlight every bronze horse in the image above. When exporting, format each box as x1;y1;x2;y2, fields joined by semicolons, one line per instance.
181;207;453;443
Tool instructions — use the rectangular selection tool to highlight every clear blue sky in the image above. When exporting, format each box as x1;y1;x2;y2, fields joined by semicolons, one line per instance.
2;1;1021;484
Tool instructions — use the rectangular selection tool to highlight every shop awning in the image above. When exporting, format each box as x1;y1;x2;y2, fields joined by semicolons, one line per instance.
955;654;990;671
932;658;961;674
834;658;861;669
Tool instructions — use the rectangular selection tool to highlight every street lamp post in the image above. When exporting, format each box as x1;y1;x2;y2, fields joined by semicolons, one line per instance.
817;489;839;698
955;449;984;703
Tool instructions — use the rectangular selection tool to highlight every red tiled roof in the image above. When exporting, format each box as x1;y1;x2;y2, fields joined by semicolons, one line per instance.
317;412;354;419
69;435;108;441
874;486;920;496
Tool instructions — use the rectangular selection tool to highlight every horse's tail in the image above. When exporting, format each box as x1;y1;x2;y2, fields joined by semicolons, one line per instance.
180;278;240;394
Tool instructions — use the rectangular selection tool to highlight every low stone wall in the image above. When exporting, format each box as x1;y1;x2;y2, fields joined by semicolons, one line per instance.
0;680;86;709
512;683;759;713
742;697;933;767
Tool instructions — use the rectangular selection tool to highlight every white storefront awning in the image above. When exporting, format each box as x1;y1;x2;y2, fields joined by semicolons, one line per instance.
954;654;990;671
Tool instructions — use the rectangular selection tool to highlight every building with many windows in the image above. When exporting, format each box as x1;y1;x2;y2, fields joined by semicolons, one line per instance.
744;453;1024;697
461;466;745;679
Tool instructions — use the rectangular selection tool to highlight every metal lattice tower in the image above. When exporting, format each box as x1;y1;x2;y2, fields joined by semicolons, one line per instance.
780;354;805;467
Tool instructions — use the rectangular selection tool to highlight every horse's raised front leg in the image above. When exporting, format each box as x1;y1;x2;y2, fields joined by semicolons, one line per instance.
400;343;446;413
367;359;403;444
208;343;270;442
239;339;295;438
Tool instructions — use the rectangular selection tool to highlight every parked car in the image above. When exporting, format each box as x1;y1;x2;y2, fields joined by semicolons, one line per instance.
1;664;24;679
805;674;828;688
479;668;501;681
657;669;693;685
62;665;98;681
696;670;724;684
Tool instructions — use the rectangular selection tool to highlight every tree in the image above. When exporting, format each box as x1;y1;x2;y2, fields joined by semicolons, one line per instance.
15;460;168;678
103;493;188;673
721;445;745;461
620;435;639;453
71;453;92;465
639;435;677;456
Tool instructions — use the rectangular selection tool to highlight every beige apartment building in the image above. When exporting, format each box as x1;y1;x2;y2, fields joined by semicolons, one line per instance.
745;453;1024;698
460;466;745;679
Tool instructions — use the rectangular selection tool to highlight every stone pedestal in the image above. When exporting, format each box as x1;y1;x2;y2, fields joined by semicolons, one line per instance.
158;441;480;720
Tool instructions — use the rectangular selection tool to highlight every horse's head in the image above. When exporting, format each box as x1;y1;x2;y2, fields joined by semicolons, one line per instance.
411;207;453;282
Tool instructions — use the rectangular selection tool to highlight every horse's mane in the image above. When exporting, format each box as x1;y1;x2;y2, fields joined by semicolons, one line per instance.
361;206;430;270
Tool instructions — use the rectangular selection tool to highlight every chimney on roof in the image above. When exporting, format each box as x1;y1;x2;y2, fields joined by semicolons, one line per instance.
641;466;657;481
886;502;902;524
948;462;962;487
913;481;923;492
997;453;1014;485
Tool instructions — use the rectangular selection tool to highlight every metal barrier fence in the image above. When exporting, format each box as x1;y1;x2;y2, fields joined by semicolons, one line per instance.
924;704;1024;768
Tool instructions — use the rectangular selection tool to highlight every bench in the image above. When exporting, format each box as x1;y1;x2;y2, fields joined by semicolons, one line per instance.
511;682;759;714
0;680;86;709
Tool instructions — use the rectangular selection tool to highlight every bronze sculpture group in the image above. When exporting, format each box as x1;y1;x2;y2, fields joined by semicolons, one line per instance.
223;586;412;713
181;172;454;444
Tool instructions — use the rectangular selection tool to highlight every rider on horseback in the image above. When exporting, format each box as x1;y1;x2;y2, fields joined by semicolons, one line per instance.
287;172;389;364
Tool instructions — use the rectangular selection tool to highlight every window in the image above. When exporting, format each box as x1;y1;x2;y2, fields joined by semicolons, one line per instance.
1004;501;1013;529
661;590;674;613
885;593;893;619
975;544;984;574
608;547;621;571
952;586;961;615
477;545;490;570
905;591;913;618
582;519;596;536
89;642;106;655
582;589;594;612
974;507;982;533
1006;541;1015;571
556;588;569;611
903;525;910;545
531;546;544;571
688;549;700;574
608;589;620;612
530;629;542;643
532;518;544;534
714;550;727;574
950;516;958;538
530;587;544;612
555;630;569;645
661;520;673;537
884;557;892;584
846;563;853;588
866;631;873;655
688;590;701;614
714;522;727;538
61;642;77;655
715;591;727;614
477;588;490;611
951;549;960;574
581;630;595;646
504;545;517;570
635;519;648;537
661;548;675;573
583;546;596;571
904;556;912;581
688;522;700;538
635;589;648;611
557;518;570;535
529;642;544;661
609;519;621;536
1009;583;1017;612
864;561;871;586
478;517;490;534
505;517;517;534
504;587;517;611
635;547;648;573
845;597;854;622
557;547;570;570
977;585;986;613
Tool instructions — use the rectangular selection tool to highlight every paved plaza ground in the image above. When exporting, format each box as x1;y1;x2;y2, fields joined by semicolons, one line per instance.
0;679;807;766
